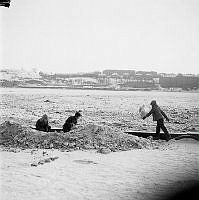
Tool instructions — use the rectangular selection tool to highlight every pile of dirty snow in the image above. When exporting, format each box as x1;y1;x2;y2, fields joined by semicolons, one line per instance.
0;121;161;153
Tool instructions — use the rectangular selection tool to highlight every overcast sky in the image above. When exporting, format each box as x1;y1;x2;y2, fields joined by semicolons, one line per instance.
0;0;199;74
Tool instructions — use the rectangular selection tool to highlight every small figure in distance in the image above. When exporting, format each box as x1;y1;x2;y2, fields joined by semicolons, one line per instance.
36;114;51;132
63;111;82;133
142;100;171;141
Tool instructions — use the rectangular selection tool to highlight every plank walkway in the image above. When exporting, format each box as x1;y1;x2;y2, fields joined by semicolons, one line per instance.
125;130;199;140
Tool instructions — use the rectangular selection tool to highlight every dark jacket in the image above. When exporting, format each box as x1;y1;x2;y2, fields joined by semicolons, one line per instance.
36;118;51;132
63;116;78;132
145;104;169;121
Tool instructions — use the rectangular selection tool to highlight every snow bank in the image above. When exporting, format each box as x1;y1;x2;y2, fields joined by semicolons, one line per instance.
0;121;160;152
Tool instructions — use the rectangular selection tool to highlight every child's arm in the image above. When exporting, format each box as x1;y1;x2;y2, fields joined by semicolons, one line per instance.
143;109;153;119
161;110;169;122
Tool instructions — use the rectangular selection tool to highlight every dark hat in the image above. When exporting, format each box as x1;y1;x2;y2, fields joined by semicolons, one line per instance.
150;100;157;105
75;111;82;117
42;114;48;120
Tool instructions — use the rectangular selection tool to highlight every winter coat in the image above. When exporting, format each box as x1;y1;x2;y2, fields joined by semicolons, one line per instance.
63;116;78;132
145;105;168;121
36;118;51;132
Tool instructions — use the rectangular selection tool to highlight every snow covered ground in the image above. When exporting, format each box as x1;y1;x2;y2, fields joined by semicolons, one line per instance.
0;88;198;200
0;139;198;200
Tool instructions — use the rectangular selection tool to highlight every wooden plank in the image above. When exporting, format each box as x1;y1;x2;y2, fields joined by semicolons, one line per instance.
125;130;199;139
30;126;63;132
174;135;199;141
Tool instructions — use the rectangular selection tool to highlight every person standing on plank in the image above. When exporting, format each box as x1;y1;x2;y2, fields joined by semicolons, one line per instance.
142;100;171;141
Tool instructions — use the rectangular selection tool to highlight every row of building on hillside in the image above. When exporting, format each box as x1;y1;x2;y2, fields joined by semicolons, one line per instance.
1;69;199;90
159;75;199;90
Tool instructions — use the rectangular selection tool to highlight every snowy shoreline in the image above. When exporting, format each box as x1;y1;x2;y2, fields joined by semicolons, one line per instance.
0;138;198;200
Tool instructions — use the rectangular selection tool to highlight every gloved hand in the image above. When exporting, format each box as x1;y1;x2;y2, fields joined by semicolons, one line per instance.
142;116;146;120
166;118;170;122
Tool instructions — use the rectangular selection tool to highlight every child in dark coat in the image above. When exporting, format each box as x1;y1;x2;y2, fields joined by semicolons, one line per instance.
143;100;171;141
36;114;51;132
63;111;82;133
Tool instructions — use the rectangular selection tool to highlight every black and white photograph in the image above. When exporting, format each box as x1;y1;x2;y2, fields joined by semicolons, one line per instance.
0;0;199;200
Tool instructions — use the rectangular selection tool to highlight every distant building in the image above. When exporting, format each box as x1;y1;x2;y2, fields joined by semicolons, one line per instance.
159;73;176;77
160;75;199;89
102;70;135;77
136;70;157;74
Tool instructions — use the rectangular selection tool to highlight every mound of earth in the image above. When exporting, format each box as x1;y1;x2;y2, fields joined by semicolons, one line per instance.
0;121;161;152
